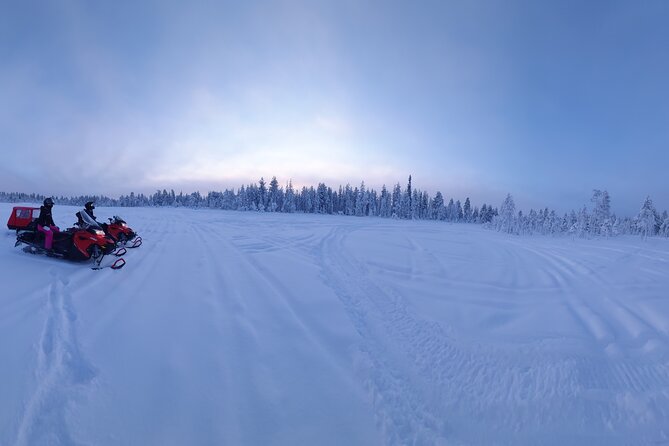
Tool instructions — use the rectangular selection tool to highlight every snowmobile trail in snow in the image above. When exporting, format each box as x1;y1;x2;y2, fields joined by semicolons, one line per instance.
14;271;97;446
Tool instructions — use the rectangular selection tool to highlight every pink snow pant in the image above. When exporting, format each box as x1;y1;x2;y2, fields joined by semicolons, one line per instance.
37;225;60;249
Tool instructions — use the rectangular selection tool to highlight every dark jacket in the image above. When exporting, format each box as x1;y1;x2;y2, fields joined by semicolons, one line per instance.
37;206;55;227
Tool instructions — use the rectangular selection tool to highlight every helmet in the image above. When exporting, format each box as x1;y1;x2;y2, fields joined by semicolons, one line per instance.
44;197;54;207
85;201;95;211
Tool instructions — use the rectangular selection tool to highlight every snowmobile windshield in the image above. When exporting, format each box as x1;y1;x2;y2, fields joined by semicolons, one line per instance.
113;215;126;224
79;208;102;230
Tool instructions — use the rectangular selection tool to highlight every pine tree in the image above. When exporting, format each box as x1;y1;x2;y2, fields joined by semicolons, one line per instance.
432;192;445;220
379;185;390;217
660;211;669;237
447;199;455;222
326;187;337;214
282;180;296;213
411;189;420;219
637;196;658;238
317;183;328;214
480;204;488;223
355;182;366;216
268;176;280;212
258;177;267;211
391;183;402;218
238;186;248;210
590;189;611;236
495;193;516;233
463;197;472;222
455;200;463;222
574;206;590;238
407;175;412;214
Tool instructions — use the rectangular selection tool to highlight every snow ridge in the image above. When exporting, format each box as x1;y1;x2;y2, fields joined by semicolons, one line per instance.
15;270;96;446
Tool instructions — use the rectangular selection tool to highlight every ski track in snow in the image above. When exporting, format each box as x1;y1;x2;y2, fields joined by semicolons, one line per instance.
14;270;97;446
191;217;375;445
320;224;669;445
515;244;667;357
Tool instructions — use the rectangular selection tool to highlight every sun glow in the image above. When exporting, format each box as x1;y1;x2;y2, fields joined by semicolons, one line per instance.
143;88;403;189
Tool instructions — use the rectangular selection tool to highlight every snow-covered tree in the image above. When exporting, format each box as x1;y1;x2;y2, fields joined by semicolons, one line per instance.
660;211;669;237
480;204;490;223
343;184;354;216
379;185;391;217
406;175;412;217
391;183;402;218
573;206;590;238
411;189;420;219
495;194;516;234
317;183;329;214
463;197;472;222
472;206;480;223
431;191;445;220
282;180;296;213
257;177;267;211
268;176;281;212
447;198;455;222
355;182;367;216
637;196;658;239
589;189;611;236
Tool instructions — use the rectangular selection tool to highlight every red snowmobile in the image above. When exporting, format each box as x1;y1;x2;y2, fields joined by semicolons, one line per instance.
12;206;126;270
101;215;142;248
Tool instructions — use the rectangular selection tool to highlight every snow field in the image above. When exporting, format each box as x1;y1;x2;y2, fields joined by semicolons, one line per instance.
1;203;668;445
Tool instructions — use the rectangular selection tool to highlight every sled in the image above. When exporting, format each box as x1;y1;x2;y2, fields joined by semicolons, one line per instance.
7;206;40;230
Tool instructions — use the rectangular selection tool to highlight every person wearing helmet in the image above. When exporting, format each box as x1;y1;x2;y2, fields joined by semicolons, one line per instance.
76;201;97;226
37;197;60;250
84;201;96;220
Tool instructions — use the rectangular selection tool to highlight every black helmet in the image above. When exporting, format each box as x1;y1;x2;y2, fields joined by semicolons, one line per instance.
85;201;95;211
44;197;54;207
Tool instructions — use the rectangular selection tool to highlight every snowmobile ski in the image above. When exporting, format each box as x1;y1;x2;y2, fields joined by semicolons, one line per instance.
92;257;126;270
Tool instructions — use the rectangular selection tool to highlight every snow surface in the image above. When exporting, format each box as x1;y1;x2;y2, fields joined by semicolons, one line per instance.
1;203;669;445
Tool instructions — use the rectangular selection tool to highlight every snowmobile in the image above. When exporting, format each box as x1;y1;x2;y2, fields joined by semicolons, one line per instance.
13;207;126;270
101;215;142;248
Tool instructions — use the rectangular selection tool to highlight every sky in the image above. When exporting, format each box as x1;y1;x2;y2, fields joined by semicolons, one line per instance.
1;0;668;215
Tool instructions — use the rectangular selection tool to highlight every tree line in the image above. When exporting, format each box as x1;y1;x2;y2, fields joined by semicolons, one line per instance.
1;178;667;238
0;176;499;224
491;190;669;239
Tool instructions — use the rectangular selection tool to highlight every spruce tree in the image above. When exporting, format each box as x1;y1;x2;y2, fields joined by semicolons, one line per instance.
258;177;267;211
463;197;472;222
496;193;516;233
637;196;658;238
407;175;412;213
391;183;402;218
